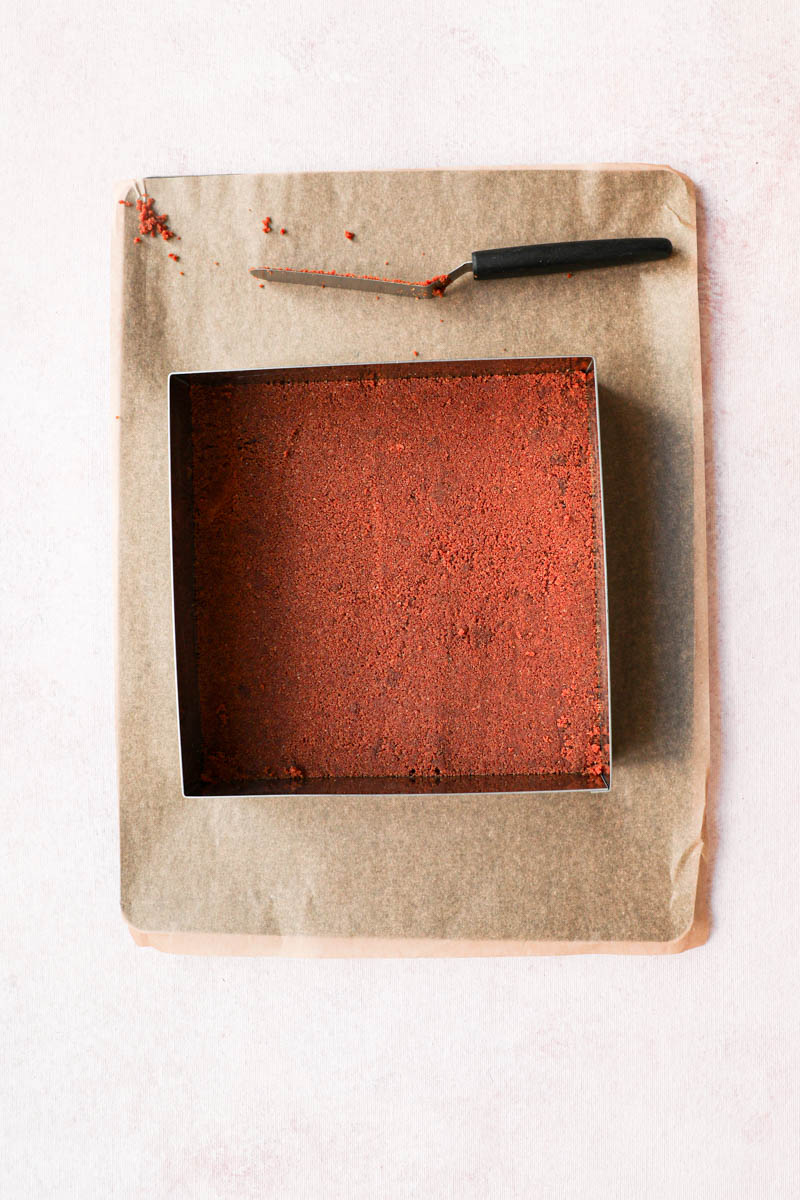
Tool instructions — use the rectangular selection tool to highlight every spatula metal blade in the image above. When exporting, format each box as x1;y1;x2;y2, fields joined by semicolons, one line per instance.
250;266;448;298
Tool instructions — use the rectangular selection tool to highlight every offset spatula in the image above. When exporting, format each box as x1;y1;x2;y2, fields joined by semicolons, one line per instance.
250;237;672;299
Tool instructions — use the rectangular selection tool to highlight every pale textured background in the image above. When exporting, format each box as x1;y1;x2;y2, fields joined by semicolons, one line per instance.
1;1;797;1196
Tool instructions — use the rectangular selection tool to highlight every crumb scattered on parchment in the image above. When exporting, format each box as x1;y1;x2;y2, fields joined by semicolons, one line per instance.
136;195;176;242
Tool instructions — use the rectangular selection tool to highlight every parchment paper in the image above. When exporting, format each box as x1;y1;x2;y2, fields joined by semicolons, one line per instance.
114;166;708;955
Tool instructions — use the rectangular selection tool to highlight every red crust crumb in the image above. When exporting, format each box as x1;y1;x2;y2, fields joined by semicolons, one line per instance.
262;217;272;233
136;194;176;242
345;230;355;240
426;274;449;296
189;369;609;785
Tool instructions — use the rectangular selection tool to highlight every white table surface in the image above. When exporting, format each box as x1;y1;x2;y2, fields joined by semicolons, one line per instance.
2;2;797;1196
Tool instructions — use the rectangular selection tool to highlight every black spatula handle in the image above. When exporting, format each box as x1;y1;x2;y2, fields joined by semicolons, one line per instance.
471;237;672;280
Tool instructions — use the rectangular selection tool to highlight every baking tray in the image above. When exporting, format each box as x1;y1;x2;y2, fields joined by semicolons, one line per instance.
169;355;611;798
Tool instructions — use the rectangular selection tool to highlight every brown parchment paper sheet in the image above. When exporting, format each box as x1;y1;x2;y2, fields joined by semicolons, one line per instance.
114;166;709;956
